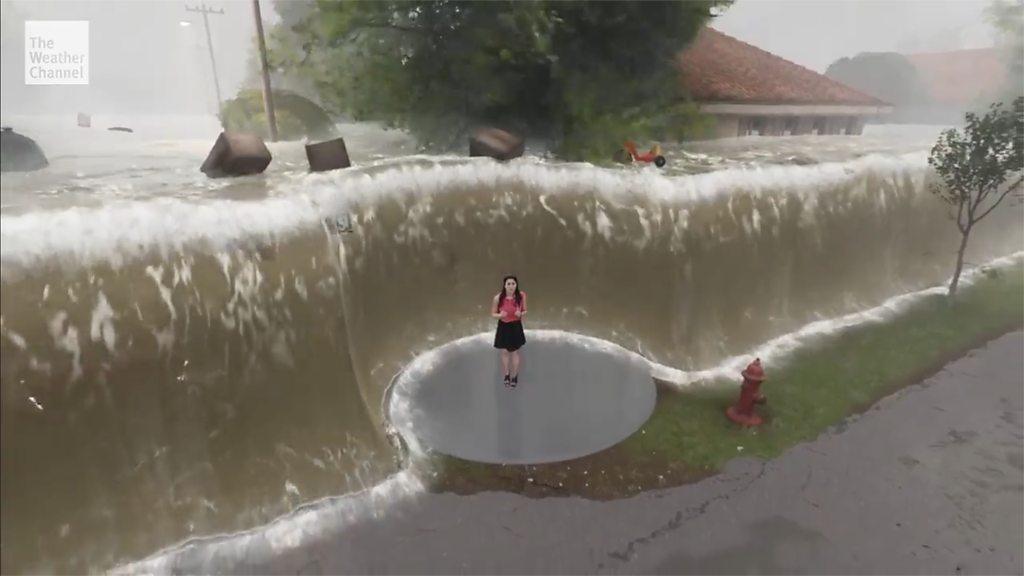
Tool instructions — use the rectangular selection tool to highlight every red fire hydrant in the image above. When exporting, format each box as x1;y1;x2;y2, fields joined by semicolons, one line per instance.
726;358;766;427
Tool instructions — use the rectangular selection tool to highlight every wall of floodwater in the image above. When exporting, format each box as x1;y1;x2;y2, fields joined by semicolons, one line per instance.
1;149;1020;573
333;157;1021;414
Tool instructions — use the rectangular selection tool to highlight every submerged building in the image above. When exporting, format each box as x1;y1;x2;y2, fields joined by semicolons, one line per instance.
677;28;893;139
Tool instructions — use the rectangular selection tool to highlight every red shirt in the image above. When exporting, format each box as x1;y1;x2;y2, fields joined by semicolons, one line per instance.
497;291;527;323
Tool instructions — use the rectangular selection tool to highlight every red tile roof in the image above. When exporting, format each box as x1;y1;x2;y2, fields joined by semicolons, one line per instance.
906;48;1005;107
676;27;888;107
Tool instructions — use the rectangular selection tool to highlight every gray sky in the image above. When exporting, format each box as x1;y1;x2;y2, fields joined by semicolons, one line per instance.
0;0;1002;116
1;0;262;116
713;0;997;73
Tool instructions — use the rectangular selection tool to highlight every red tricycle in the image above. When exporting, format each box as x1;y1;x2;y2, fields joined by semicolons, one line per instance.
616;140;667;167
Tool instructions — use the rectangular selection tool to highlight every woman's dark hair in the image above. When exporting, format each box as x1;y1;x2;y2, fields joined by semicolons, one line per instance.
496;275;522;312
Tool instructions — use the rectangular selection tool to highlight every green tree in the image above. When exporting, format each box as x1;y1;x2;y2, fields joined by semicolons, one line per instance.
272;0;727;159
928;97;1023;296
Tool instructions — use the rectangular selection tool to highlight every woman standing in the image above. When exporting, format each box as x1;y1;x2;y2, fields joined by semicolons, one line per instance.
492;275;527;388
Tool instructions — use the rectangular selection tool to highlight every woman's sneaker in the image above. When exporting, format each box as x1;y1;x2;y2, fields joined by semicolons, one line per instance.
503;374;511;388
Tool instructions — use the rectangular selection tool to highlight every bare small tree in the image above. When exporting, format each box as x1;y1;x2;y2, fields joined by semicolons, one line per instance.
928;97;1023;296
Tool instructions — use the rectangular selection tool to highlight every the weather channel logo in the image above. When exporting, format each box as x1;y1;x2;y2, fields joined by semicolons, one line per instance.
24;21;89;85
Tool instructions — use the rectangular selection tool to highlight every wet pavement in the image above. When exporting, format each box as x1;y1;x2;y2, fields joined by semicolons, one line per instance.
169;331;1024;575
389;334;656;464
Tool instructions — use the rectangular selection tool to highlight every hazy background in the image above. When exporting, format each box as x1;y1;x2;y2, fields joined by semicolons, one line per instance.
0;0;266;115
0;0;1003;116
714;0;995;73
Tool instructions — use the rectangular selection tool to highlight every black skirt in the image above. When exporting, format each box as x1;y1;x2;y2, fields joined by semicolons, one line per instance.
494;320;526;351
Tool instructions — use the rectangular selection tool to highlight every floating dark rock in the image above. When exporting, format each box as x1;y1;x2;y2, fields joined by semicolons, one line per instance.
469;127;524;161
305;137;350;172
200;132;272;178
1;127;49;172
107;126;134;133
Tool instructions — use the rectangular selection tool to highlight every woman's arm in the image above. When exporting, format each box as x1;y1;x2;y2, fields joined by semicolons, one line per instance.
491;294;502;318
516;293;527;317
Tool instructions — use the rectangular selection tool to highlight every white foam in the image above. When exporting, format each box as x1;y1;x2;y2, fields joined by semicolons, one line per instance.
89;290;116;354
650;252;1024;386
48;311;82;382
537;194;568;227
0;322;28;350
594;203;614;240
1;196;319;279
145;265;176;322
117;469;425;574
1;153;928;278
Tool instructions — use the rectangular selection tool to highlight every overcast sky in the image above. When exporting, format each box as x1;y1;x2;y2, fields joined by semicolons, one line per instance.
0;0;1003;116
714;0;996;73
1;0;261;116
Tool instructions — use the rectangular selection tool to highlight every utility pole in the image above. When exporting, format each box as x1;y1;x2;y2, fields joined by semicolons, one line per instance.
185;3;224;113
252;0;278;142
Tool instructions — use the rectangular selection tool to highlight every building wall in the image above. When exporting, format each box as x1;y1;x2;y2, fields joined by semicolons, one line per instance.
703;113;872;138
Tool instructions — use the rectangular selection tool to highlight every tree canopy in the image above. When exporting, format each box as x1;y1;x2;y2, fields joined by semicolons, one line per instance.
270;1;728;159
